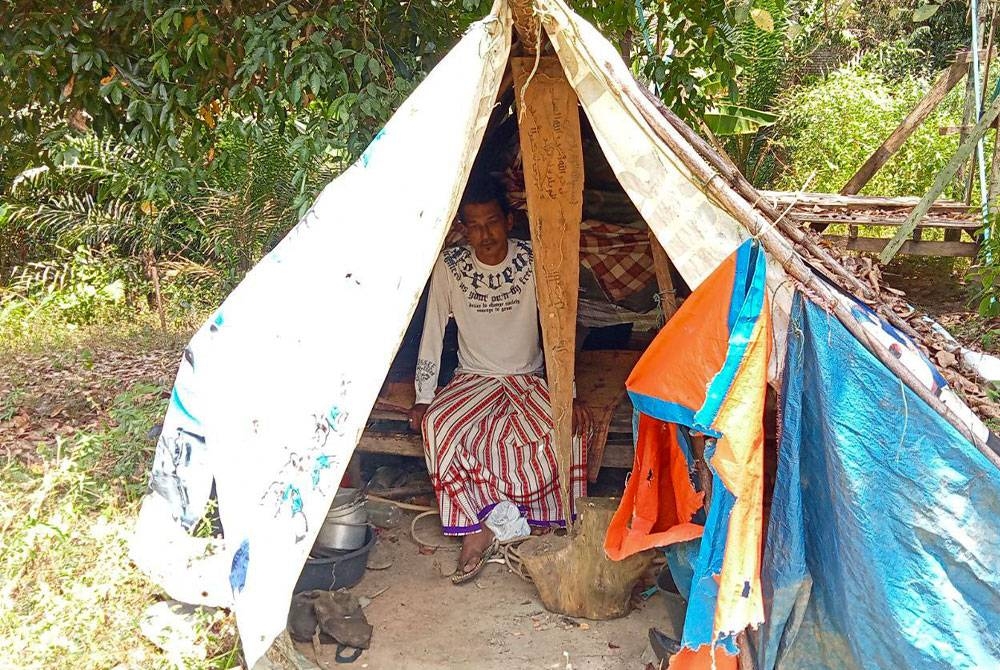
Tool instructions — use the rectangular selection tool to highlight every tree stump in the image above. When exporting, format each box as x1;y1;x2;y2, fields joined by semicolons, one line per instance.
519;497;654;620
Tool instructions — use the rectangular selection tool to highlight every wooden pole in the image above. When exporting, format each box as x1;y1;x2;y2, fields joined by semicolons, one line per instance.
990;117;1000;206
759;190;974;212
959;72;984;204
881;92;1000;263
640;88;938;345
144;247;166;331
510;0;541;53
648;229;678;320
841;56;969;196
958;3;992;208
987;13;1000;207
630;88;883;294
511;56;585;529
604;68;993;456
978;6;998;138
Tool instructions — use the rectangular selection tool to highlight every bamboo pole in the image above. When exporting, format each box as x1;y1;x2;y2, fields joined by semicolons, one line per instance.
607;69;993;457
881;92;1000;263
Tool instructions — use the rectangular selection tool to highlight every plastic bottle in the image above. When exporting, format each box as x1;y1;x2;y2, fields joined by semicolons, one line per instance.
365;498;403;528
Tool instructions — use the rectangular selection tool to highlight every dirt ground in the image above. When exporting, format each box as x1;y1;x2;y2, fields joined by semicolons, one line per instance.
4;255;993;669
883;257;1000;353
295;513;684;670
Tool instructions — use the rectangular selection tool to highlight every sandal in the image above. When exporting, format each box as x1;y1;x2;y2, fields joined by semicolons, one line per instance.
450;538;500;585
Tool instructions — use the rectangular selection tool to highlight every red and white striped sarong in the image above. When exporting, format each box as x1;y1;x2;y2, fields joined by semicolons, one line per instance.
421;373;587;536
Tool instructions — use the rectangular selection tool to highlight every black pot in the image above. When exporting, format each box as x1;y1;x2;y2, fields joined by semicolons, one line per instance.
293;525;376;594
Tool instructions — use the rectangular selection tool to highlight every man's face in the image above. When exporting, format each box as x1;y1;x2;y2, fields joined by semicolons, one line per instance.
460;200;513;262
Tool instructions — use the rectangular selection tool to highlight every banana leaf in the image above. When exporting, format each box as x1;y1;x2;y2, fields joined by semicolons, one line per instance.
703;104;778;136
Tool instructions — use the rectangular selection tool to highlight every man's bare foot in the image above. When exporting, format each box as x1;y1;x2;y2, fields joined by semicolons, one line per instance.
456;528;496;575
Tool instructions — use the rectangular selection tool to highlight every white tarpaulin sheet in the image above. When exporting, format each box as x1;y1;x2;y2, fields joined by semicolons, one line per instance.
539;0;796;378
131;6;511;663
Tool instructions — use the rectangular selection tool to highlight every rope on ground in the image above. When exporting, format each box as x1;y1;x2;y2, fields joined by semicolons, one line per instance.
367;493;434;512
499;540;533;582
408;509;534;581
409;510;461;550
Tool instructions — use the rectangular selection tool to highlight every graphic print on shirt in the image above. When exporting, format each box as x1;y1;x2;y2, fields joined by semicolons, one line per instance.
442;240;534;315
416;358;438;386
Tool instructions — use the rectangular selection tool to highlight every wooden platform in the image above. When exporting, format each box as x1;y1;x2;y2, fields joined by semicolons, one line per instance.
760;190;981;258
357;422;636;470
357;350;641;476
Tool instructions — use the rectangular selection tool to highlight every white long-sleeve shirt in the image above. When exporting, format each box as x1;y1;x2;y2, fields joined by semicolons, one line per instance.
415;239;544;404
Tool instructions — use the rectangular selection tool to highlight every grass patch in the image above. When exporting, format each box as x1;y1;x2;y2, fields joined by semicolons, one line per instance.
0;313;196;358
0;382;239;669
0;387;25;421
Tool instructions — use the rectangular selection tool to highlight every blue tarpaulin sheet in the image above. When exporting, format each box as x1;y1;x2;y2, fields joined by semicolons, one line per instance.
757;294;1000;669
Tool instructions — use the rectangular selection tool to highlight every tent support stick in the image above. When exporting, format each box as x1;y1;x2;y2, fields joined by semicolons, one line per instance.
631;87;877;292
648;230;679;321
512;56;585;528
607;70;994;459
628;85;929;343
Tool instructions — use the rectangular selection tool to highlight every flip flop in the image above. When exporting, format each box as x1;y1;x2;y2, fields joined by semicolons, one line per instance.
450;538;500;585
648;627;682;663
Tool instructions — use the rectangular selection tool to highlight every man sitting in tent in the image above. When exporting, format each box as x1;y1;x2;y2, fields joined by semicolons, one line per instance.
408;177;591;584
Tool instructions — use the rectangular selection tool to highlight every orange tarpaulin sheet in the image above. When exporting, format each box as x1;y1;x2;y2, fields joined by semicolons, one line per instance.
604;415;703;560
605;241;770;668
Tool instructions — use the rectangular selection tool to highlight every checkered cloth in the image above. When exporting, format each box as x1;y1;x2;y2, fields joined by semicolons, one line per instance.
579;219;655;304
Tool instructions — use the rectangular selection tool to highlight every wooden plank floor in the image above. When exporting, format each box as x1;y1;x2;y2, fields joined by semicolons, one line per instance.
358;416;636;470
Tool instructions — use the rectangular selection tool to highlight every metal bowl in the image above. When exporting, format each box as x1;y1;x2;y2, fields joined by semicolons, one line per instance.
316;489;368;550
295;526;376;593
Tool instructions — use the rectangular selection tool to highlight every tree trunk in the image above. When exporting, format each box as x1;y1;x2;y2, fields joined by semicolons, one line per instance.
144;248;166;332
519;497;654;620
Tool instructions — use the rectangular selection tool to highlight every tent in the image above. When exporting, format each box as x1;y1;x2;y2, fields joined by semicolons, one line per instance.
131;0;1000;667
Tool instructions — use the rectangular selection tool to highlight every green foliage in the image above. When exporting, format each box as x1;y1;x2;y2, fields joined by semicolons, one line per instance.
2;114;331;293
0;1;492;190
975;217;1000;316
0;247;139;338
847;0;969;77
0;0;780;317
774;68;970;196
703;104;778;136
577;0;800;168
2;0;783;156
733;0;789;113
858;39;927;83
2;132;187;258
719;0;808;183
641;1;741;122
